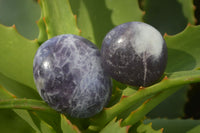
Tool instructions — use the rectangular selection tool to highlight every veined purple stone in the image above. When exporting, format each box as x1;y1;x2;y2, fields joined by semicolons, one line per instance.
101;22;167;87
33;34;112;118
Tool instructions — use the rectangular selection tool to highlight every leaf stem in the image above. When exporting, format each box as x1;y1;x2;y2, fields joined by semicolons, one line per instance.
121;87;180;126
90;70;200;128
0;98;56;113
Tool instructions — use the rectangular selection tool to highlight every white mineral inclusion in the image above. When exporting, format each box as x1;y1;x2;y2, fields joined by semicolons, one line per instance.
130;22;163;60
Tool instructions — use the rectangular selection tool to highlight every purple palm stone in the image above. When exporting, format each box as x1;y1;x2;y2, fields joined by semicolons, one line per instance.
33;34;112;118
101;22;167;87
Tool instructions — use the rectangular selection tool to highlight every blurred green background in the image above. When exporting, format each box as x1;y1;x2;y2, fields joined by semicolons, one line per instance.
0;0;200;132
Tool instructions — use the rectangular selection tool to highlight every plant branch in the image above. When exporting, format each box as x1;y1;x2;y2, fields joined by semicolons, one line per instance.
0;98;56;113
121;87;180;126
89;70;200;128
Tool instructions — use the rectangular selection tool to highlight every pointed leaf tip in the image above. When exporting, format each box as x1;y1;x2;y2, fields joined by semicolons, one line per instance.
138;86;145;91
142;11;146;15
61;114;81;133
163;33;168;37
100;117;127;133
12;24;16;30
162;76;168;81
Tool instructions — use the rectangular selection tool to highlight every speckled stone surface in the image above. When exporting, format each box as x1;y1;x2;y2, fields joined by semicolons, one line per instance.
33;34;112;118
101;22;167;86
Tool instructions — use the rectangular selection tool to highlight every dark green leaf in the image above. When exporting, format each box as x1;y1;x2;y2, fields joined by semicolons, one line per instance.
0;109;33;133
147;86;188;118
29;112;57;133
35;111;62;133
144;119;200;133
0;0;40;39
143;0;195;35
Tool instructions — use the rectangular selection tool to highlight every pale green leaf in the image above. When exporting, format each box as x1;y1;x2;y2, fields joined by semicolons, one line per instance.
187;124;200;133
61;114;80;133
0;24;39;89
70;0;114;48
106;0;143;25
0;73;40;99
166;25;200;72
40;0;80;38
137;122;163;133
100;118;127;133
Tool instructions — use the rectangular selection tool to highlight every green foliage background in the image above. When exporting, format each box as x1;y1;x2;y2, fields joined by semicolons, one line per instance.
0;0;200;133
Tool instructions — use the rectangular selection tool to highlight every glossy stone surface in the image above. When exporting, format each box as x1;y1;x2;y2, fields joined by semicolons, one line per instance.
101;22;167;86
33;34;112;118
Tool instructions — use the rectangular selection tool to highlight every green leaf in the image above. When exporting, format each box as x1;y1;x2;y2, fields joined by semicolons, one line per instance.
37;1;48;45
187;125;200;133
121;87;180;126
135;121;163;133
15;108;61;133
0;24;39;89
177;0;196;24
147;86;188;118
147;25;200;118
70;0;143;48
0;85;16;99
0;73;40;99
143;0;195;35
0;0;40;40
122;87;137;97
15;110;58;133
0;109;33;133
61;114;81;133
40;0;80;39
70;0;114;48
90;70;200;129
39;120;57;133
35;111;62;133
100;118;127;133
106;87;122;107
166;25;200;72
14;110;41;133
0;85;67;133
0;98;55;113
105;0;143;25
144;119;200;133
29;111;57;133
